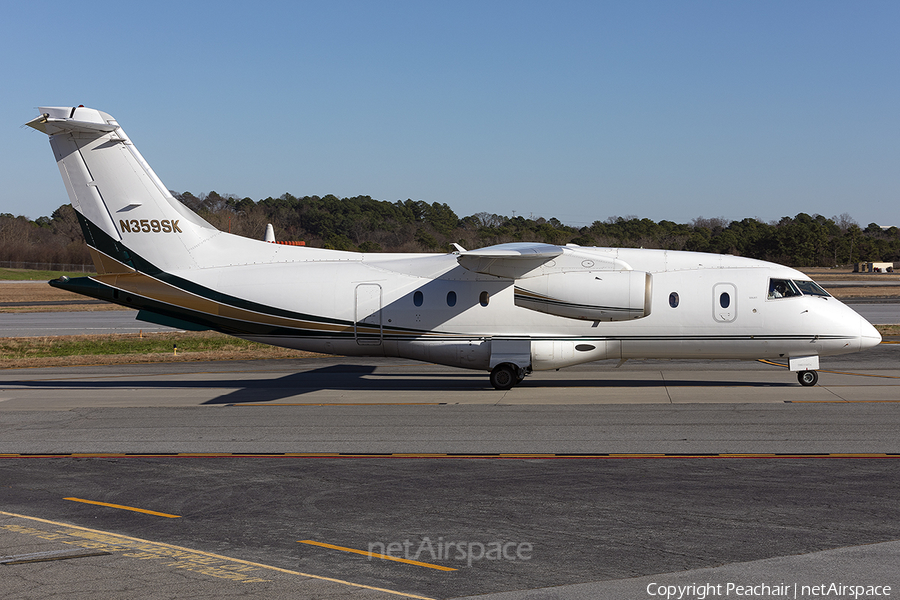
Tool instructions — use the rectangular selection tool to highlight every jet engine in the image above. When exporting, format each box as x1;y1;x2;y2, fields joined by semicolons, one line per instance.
514;270;651;321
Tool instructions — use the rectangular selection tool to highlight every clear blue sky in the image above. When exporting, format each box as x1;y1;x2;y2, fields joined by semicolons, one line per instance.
4;0;898;228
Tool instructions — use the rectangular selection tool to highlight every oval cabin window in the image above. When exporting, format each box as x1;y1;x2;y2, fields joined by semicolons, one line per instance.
479;291;489;307
413;291;423;307
447;291;457;307
719;292;730;309
669;292;679;308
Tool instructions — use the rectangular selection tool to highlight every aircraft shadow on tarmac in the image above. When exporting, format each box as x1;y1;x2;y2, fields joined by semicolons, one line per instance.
6;363;792;405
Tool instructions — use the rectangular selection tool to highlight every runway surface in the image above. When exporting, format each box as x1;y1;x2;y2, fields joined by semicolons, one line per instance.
0;310;173;337
0;348;899;453
1;347;899;599
820;279;900;287
847;302;900;324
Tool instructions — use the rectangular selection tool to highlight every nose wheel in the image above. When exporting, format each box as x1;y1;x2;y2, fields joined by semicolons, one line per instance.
797;370;818;386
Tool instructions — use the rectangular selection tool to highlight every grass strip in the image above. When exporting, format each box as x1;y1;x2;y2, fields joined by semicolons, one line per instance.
877;324;900;336
0;331;319;368
0;331;265;358
0;268;95;281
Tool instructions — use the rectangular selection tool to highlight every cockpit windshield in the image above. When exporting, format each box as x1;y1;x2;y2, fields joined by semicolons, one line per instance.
793;279;831;297
768;278;830;299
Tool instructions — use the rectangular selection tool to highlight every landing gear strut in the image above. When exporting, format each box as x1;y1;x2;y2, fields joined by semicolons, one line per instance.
797;370;818;386
490;363;527;390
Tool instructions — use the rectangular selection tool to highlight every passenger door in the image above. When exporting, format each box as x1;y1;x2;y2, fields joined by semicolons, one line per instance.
713;283;737;323
355;284;382;345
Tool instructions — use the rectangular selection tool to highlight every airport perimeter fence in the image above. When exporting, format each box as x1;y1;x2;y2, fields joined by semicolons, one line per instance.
0;261;96;273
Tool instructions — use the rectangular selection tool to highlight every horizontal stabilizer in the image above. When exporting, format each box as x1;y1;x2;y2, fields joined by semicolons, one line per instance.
25;107;119;136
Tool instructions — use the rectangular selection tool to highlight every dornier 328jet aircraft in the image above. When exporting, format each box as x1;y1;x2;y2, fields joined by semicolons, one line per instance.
27;106;881;389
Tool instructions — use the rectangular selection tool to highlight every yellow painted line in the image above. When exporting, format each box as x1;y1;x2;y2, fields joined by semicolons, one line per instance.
497;453;557;458
174;453;216;457
230;403;444;406
1;452;897;459
298;540;457;571
807;400;900;404
757;359;788;368
606;453;668;457
63;497;181;519
758;359;900;380
384;453;462;458
818;369;900;379
3;453;120;458
0;511;435;599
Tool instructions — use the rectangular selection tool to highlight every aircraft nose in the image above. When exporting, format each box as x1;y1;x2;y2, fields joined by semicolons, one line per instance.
859;314;882;350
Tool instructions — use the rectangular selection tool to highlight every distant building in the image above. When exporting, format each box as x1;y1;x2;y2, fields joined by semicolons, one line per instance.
854;262;896;273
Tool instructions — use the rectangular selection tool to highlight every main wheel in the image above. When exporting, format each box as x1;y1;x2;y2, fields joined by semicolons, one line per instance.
490;364;517;390
797;370;818;386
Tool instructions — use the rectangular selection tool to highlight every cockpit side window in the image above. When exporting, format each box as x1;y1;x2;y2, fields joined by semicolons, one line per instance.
793;280;831;297
768;278;801;299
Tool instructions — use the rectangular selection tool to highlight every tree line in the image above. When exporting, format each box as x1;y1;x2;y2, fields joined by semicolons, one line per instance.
2;191;898;268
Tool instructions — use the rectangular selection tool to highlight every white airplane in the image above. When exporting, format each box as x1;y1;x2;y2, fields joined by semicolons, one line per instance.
27;106;881;389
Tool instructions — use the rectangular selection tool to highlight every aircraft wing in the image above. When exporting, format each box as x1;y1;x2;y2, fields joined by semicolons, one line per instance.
456;242;565;279
457;242;563;259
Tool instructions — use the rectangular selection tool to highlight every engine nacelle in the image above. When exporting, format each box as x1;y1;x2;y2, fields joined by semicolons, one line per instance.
514;270;651;321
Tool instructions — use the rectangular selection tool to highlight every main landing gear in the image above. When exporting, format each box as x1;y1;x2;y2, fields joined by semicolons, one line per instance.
490;363;528;390
797;370;818;386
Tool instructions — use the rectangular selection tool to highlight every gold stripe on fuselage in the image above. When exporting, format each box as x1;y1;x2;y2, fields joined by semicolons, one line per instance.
91;270;434;338
92;271;351;333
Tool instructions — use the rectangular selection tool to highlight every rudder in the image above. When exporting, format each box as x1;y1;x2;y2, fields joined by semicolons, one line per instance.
27;106;219;274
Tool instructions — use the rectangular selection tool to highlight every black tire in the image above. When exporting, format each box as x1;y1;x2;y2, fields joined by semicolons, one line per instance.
798;370;818;386
490;364;517;390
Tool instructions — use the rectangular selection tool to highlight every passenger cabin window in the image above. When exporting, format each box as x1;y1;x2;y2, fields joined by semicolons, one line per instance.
446;291;457;307
479;291;490;307
413;291;424;307
719;292;730;308
668;292;679;308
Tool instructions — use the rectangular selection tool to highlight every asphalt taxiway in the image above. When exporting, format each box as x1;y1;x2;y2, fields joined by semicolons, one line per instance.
1;349;899;599
3;458;899;600
0;342;899;453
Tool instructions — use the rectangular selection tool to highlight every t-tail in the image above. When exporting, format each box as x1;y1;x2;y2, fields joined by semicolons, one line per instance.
26;106;225;276
25;106;323;331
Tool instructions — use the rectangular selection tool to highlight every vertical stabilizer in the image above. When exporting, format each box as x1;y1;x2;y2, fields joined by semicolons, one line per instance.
27;106;219;273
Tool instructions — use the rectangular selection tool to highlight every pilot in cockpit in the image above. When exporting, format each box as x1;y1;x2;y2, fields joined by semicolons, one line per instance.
770;281;786;298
